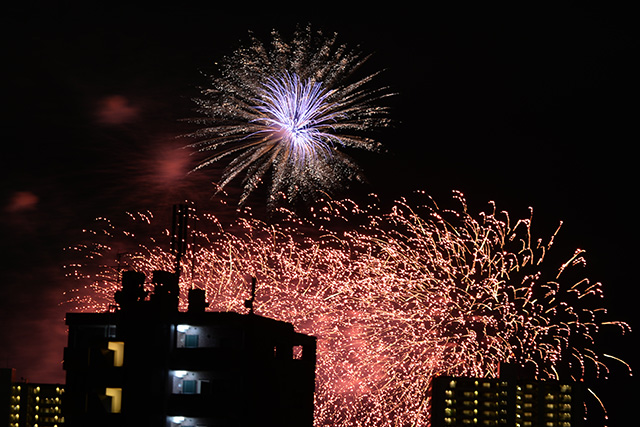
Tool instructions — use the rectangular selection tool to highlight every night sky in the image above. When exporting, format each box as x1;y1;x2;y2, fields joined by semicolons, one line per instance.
2;3;637;425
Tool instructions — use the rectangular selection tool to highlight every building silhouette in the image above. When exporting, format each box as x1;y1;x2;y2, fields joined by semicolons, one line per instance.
428;366;583;427
63;270;317;427
2;368;65;427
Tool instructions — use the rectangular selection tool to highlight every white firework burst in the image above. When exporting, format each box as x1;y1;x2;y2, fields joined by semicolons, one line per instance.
186;26;393;207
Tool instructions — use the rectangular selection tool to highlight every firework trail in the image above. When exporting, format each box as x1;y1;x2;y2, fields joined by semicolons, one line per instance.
185;26;392;207
64;192;630;426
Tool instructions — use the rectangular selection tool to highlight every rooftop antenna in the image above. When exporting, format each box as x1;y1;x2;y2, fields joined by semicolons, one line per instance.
170;202;194;277
244;276;257;315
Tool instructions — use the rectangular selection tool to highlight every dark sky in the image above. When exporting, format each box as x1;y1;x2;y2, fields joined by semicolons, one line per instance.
2;3;637;425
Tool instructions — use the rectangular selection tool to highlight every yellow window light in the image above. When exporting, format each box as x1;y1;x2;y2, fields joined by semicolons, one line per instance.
108;342;125;367
105;388;122;413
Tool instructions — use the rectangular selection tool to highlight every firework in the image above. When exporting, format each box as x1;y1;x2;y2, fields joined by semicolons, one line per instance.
64;193;630;426
185;26;392;207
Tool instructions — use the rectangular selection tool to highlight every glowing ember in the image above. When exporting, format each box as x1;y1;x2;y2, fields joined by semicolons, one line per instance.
64;192;630;426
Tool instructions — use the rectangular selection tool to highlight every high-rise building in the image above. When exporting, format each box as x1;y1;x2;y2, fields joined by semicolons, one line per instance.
1;369;65;427
63;270;317;427
429;371;583;427
1;369;11;426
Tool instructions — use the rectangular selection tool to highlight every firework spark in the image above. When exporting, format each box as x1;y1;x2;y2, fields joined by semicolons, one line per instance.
64;192;630;426
185;26;392;207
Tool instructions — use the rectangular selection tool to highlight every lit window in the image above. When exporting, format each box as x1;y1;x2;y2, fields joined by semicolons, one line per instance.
108;341;125;367
105;388;122;413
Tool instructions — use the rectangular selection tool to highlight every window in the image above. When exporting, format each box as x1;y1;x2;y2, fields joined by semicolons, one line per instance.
182;380;197;394
173;372;213;395
293;345;304;359
185;334;199;348
105;388;122;413
177;325;206;348
106;324;117;338
108;341;125;367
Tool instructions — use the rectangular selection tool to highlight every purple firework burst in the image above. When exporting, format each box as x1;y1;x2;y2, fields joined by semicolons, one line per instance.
186;26;393;207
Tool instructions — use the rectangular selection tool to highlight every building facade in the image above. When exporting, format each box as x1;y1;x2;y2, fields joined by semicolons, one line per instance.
1;369;65;427
63;270;316;427
429;373;583;427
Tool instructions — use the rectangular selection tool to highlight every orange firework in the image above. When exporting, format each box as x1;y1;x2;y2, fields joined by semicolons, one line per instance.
64;192;630;426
